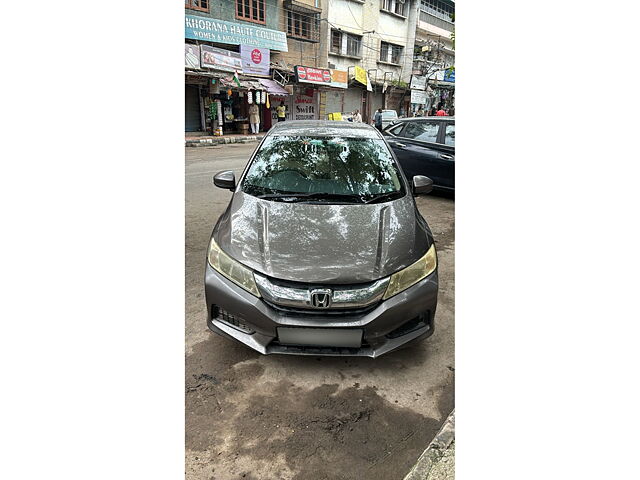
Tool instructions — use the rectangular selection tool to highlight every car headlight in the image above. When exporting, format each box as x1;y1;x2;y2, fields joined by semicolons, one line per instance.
207;237;261;297
383;243;437;300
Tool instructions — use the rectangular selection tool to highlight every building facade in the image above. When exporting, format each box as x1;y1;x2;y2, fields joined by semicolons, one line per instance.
184;0;434;133
411;0;455;113
323;0;420;121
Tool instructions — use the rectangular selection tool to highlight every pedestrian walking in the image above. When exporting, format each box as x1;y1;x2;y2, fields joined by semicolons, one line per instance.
276;102;286;122
353;109;362;123
248;102;260;134
374;108;383;131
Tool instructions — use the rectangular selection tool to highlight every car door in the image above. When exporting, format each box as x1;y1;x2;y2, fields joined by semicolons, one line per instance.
438;121;455;190
389;120;446;185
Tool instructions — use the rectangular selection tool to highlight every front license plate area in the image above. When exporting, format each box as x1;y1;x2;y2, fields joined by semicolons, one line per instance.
277;327;363;348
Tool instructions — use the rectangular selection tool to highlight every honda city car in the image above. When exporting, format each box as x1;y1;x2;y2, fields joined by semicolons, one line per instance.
204;121;438;357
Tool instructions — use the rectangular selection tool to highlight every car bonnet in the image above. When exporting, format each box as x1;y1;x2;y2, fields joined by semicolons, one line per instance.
213;191;431;284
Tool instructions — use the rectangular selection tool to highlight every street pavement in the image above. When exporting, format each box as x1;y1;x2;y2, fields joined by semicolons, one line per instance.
185;143;455;480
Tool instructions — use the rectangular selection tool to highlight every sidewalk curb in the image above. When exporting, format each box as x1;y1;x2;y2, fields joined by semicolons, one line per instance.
403;410;455;480
185;135;264;147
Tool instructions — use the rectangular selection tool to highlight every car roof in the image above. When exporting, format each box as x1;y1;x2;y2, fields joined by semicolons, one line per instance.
392;116;455;122
269;120;382;139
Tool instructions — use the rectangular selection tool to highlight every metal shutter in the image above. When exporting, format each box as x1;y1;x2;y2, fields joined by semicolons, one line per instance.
185;85;201;132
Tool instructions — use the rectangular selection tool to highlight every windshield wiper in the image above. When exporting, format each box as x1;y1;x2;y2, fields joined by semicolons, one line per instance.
256;192;363;203
363;191;403;204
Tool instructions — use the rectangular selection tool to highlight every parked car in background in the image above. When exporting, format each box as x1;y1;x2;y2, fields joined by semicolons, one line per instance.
380;109;398;129
382;117;455;192
205;121;438;357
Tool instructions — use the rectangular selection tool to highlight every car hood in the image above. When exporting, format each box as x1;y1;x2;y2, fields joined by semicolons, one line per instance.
214;192;431;284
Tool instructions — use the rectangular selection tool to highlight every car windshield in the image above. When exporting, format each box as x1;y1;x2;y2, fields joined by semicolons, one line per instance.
242;135;405;203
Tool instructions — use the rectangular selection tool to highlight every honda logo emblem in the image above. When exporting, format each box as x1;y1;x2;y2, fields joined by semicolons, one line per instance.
310;289;332;308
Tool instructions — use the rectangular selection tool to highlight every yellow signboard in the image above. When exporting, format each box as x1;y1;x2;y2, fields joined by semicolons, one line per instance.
354;66;367;86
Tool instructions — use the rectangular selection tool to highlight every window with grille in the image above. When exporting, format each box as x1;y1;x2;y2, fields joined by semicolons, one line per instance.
331;30;342;54
380;41;403;64
391;44;403;64
236;0;265;24
346;34;361;57
381;0;406;17
286;10;319;41
379;43;389;62
185;0;208;12
420;0;454;22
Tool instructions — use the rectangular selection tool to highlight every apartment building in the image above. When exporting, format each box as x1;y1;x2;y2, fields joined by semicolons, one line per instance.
323;0;419;121
412;0;455;111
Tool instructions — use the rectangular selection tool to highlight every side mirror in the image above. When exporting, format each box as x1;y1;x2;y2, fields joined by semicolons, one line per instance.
412;175;433;195
213;170;236;190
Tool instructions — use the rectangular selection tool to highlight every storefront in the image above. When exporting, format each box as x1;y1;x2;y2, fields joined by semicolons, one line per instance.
269;86;317;123
184;15;288;133
211;75;289;134
286;65;341;121
320;69;348;119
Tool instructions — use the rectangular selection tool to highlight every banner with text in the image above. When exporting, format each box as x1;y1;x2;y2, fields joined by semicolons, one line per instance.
329;69;348;89
295;65;332;85
185;14;288;52
240;45;270;75
200;45;242;72
411;89;428;105
185;43;200;69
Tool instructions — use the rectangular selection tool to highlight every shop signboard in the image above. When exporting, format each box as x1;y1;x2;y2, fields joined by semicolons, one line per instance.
353;66;368;86
410;74;427;90
444;68;455;83
240;45;270;75
411;89;428;105
201;45;242;73
270;89;318;122
185;43;200;69
295;66;332;85
185;14;288;52
329;69;348;89
293;90;318;120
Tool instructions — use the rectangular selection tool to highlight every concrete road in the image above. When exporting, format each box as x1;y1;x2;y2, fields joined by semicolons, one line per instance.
185;143;454;480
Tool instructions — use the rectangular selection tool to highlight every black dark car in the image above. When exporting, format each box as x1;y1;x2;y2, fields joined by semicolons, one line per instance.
383;117;455;192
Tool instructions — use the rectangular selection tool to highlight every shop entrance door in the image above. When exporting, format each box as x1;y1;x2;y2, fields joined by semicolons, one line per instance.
185;85;201;132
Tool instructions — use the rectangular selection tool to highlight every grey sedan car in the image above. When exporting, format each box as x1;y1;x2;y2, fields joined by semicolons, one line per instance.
205;121;438;357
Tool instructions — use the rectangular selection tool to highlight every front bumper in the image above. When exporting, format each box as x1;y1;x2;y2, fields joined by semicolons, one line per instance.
204;264;438;358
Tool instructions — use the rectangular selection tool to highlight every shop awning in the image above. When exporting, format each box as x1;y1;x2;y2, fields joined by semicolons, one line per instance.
184;68;226;78
219;76;262;90
258;79;290;95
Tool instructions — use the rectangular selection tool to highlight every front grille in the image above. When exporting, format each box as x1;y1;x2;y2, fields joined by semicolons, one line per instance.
212;305;254;334
263;299;378;317
254;273;389;312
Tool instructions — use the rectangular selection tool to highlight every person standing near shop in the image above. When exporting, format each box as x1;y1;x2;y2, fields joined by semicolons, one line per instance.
275;102;287;122
374;108;383;131
248;102;260;134
416;106;425;117
436;105;448;116
353;110;362;123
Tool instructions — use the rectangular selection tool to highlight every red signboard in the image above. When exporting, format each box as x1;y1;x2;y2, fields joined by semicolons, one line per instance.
295;65;332;85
